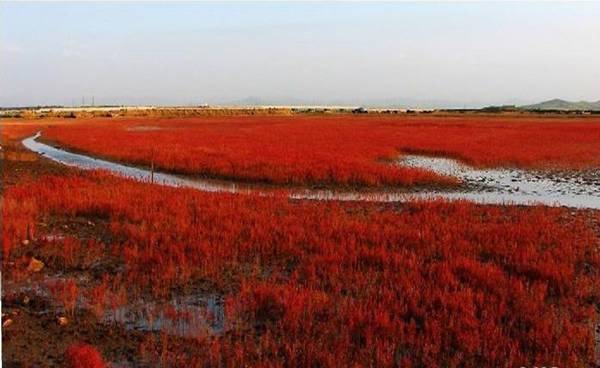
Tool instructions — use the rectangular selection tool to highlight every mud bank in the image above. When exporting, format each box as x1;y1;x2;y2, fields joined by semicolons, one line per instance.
398;155;600;208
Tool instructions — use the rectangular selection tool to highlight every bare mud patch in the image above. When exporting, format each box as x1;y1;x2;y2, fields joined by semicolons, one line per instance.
399;155;600;205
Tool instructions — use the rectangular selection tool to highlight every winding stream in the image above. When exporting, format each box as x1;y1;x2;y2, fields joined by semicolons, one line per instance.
22;133;600;209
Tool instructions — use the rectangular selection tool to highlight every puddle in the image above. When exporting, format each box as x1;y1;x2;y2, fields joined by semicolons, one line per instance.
22;133;600;209
3;272;224;338
104;294;224;338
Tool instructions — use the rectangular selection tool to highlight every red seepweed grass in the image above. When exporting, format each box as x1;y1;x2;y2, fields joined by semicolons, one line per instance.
3;170;599;367
39;114;600;189
65;343;106;368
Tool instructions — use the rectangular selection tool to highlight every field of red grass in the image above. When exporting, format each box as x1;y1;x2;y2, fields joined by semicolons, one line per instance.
2;116;600;367
1;120;47;141
3;169;600;366
39;115;600;188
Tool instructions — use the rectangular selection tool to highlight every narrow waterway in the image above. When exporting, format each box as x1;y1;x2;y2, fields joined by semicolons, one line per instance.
22;133;600;209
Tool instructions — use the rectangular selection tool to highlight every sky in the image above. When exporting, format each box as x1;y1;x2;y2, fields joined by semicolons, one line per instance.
2;2;600;108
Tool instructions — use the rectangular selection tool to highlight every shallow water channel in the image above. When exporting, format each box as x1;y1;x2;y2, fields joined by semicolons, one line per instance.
23;133;600;209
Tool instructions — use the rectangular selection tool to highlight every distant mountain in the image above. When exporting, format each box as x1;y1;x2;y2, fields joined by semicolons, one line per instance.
222;96;313;107
521;99;600;111
219;96;529;109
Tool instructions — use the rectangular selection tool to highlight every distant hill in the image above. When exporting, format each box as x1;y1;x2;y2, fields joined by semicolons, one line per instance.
220;96;600;111
220;96;525;109
521;99;600;111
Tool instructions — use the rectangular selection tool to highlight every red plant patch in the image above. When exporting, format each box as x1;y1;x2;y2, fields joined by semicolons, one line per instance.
3;171;599;367
41;115;600;188
65;343;106;368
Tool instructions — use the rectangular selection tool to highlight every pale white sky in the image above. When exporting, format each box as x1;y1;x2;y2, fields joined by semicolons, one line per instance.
2;2;599;107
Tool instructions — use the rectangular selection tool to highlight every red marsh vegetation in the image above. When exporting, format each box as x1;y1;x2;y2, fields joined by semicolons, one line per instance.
39;115;600;188
2;117;600;367
3;168;599;366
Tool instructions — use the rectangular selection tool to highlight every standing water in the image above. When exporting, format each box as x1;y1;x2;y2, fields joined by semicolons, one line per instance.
22;133;600;209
